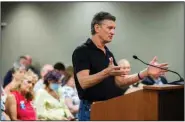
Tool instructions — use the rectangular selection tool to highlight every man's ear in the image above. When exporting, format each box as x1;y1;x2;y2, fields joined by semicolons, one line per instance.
94;24;100;33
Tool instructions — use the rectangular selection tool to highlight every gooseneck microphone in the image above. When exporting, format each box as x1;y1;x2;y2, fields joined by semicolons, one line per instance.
133;55;184;82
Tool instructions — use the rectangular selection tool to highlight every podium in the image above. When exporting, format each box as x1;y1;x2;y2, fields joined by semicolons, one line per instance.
90;85;184;121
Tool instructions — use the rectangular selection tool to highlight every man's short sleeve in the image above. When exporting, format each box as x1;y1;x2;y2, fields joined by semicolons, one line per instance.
72;46;90;74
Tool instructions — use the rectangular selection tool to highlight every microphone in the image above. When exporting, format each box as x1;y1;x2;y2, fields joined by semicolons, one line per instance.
133;55;184;84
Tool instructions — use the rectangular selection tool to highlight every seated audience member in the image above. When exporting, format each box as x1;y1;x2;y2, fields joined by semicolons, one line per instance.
54;62;66;75
5;70;38;120
62;66;80;119
1;86;7;105
118;59;143;94
33;64;53;92
1;108;10;120
1;87;10;120
3;56;28;88
4;66;26;94
141;63;168;85
25;55;39;77
118;59;131;75
54;62;66;85
34;70;74;120
1;99;10;120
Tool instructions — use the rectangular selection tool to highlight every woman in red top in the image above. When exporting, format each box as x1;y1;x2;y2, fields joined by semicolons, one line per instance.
5;69;38;120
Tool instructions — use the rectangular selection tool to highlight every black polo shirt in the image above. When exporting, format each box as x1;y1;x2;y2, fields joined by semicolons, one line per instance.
72;38;128;102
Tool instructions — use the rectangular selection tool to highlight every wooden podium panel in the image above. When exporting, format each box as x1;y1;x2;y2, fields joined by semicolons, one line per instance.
90;85;184;121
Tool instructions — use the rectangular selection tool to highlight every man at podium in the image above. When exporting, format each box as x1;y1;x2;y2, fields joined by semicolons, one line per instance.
72;11;168;121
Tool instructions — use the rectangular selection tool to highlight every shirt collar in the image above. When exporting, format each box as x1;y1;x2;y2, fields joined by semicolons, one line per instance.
85;38;109;51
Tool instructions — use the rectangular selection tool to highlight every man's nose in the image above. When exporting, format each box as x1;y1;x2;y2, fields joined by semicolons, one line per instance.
110;29;115;35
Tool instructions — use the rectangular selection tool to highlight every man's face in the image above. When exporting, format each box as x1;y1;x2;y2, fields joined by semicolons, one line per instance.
55;69;65;76
25;56;32;65
95;20;116;43
27;58;32;65
120;62;131;75
19;58;27;67
55;69;65;83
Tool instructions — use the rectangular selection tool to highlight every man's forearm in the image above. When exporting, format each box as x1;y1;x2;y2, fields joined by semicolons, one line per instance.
78;69;110;89
115;68;148;87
